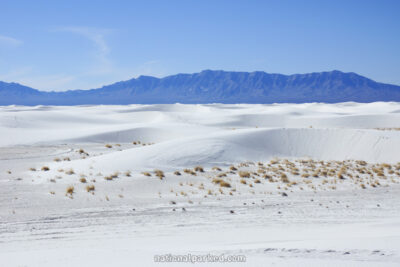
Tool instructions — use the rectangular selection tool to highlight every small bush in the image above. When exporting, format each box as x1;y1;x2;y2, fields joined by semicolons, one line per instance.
238;171;250;178
53;158;61;162
280;173;290;183
142;172;151;177
66;186;74;195
105;144;112;148
154;169;165;179
41;166;50;171
194;166;204;172
86;185;95;192
212;166;222;171
80;177;87;183
174;171;181;176
65;169;75;175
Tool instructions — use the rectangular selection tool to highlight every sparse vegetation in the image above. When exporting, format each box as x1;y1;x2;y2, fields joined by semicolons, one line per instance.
66;186;74;195
86;185;95;192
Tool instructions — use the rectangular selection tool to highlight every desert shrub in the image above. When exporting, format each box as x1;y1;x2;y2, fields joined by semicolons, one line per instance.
280;173;290;183
154;169;165;179
240;179;247;185
183;169;196;175
29;167;36;171
41;166;50;171
86;185;95;192
238;171;250;178
105;144;112;148
212;167;222;171
80;177;87;183
66;186;74;195
174;171;181;176
194;166;204;172
229;166;237;171
142;172;151;177
53;158;61;162
65;169;75;175
254;179;261;183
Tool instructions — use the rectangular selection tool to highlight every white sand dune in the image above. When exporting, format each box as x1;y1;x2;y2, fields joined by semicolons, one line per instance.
1;102;400;266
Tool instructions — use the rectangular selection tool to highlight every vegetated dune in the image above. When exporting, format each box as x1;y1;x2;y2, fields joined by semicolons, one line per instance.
45;127;400;174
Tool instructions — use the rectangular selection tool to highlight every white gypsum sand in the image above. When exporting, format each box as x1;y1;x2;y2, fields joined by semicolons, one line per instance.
1;102;400;266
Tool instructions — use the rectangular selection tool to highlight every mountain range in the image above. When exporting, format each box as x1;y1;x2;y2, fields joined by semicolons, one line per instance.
1;70;400;105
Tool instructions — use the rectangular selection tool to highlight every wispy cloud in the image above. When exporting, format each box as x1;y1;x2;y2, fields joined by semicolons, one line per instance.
54;26;113;73
0;35;22;46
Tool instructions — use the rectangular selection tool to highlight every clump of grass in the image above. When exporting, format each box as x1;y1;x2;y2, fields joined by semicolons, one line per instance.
105;144;113;148
29;167;36;171
280;173;290;183
86;185;95;192
174;171;181;176
194;166;204;172
217;173;227;178
254;179;261;183
212;166;222;171
65;169;75;175
49;191;55;195
53;158;61;162
133;141;137;145
78;148;86;154
229;166;237;171
124;171;131;177
183;169;196;175
142;172;151;177
80;177;87;183
66;186;74;195
104;172;119;181
212;178;224;184
238;171;250;178
240;179;247;185
154;169;165;179
63;157;71;161
41;166;50;171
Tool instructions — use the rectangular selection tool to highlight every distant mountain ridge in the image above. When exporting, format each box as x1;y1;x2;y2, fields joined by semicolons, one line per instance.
1;70;400;105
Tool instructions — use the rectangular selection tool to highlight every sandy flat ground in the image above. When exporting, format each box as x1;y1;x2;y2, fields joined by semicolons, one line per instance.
1;103;400;266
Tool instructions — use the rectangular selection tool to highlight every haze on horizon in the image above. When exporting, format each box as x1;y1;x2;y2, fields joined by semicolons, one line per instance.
0;0;399;91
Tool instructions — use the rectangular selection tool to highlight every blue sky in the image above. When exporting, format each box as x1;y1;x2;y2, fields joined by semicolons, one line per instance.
0;0;399;91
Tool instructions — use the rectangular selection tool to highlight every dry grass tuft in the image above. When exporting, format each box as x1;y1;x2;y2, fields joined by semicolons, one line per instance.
280;173;290;183
105;144;113;148
212;178;231;188
194;166;204;172
174;171;181;176
240;179;247;185
66;186;74;195
53;158;61;162
212;166;222;171
86;185;95;192
229;166;238;171
41;166;50;171
30;167;36;171
238;171;251;178
154;169;165;179
79;177;87;183
142;172;152;177
183;169;196;175
65;169;75;175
